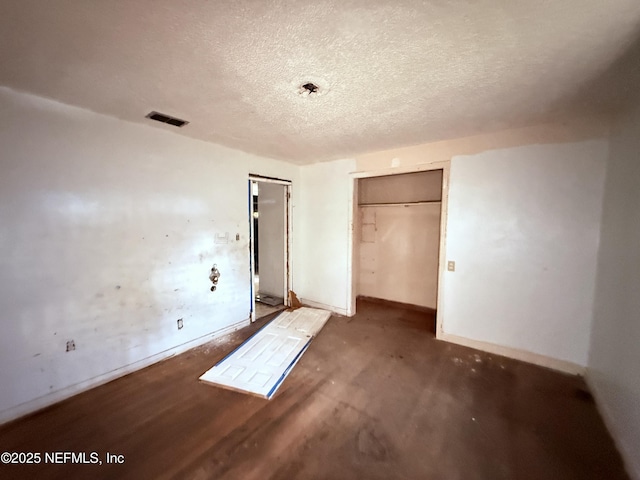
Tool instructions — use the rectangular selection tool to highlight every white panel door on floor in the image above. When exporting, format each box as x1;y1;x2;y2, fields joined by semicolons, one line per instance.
200;308;331;398
271;307;333;336
201;327;311;398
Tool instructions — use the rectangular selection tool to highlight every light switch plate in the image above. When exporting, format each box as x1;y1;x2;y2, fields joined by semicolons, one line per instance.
447;261;456;272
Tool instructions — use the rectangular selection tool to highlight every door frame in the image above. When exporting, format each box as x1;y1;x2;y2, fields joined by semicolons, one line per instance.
248;174;292;323
349;160;450;338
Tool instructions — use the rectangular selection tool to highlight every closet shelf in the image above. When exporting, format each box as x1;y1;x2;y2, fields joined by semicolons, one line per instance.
359;200;442;207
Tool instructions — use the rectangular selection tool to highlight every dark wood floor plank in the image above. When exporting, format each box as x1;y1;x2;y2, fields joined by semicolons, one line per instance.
0;301;629;479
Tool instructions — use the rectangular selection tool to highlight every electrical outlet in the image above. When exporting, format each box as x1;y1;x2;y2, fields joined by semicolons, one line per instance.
66;340;76;352
447;261;456;272
177;318;183;330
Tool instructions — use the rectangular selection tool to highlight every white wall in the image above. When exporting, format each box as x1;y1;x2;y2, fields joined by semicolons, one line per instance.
257;182;285;298
358;203;441;308
0;87;299;423
442;140;607;366
295;159;356;315
355;118;609;171
308;134;609;369
588;103;640;480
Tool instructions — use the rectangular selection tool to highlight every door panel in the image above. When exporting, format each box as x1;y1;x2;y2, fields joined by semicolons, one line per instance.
257;182;285;298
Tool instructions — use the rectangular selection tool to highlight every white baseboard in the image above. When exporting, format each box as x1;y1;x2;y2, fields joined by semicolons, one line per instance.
299;298;349;316
439;332;585;375
585;371;640;480
0;318;250;425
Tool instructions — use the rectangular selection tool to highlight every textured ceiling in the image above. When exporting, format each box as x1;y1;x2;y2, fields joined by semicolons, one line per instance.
1;1;639;164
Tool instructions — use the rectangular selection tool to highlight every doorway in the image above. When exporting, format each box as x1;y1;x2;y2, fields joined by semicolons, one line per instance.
350;165;449;336
249;176;291;322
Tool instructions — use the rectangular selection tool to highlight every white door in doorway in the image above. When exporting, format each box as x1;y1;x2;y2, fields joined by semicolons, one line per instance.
256;182;286;299
249;177;291;322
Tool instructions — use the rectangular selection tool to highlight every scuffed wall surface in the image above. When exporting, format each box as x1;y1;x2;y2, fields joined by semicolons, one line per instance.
0;87;298;422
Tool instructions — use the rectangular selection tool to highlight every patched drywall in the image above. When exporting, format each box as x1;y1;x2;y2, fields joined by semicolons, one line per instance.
0;87;299;423
588;102;640;480
442;140;608;366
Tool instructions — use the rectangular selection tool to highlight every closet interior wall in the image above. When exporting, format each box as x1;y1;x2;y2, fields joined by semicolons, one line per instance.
357;170;443;309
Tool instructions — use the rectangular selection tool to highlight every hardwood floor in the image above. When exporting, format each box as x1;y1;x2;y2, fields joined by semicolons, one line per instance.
254;301;286;320
0;300;629;479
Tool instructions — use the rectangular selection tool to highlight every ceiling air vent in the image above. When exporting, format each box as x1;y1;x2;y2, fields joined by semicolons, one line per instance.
145;111;189;128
